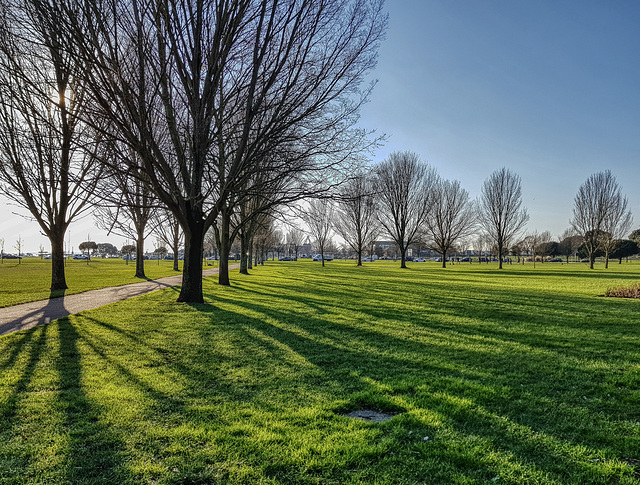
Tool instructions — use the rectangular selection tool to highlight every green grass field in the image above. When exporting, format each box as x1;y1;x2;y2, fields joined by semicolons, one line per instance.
1;260;639;484
0;257;194;308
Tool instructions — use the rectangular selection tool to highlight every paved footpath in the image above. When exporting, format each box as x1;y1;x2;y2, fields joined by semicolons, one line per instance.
0;264;239;337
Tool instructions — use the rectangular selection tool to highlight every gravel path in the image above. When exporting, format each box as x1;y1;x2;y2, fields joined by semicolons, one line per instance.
0;265;238;336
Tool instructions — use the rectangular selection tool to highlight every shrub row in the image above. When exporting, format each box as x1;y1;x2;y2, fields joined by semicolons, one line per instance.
606;282;640;299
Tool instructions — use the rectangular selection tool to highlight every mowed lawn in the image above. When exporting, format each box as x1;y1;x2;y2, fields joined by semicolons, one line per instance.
0;258;189;308
1;261;640;484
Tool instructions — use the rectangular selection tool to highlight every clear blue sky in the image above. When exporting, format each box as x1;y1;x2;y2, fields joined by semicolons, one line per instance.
2;0;639;252
360;0;640;237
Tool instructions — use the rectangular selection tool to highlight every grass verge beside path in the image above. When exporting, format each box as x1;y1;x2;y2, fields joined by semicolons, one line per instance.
0;261;639;484
0;258;199;308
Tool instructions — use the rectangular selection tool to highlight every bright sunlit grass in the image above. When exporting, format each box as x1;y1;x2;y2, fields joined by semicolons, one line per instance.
0;260;639;484
0;257;187;307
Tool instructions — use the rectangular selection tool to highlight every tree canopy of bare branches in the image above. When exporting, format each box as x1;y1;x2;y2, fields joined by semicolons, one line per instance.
333;173;378;266
153;208;183;272
54;0;386;302
424;177;476;268
303;199;334;267
522;230;551;267
571;170;632;269
94;148;157;278
374;151;436;268
478;167;529;269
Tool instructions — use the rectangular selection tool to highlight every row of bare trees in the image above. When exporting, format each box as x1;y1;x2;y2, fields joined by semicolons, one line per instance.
0;0;387;302
348;151;527;269
296;154;634;272
292;152;524;269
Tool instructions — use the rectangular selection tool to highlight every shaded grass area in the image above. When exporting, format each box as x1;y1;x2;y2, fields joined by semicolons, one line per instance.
0;258;188;308
1;261;640;484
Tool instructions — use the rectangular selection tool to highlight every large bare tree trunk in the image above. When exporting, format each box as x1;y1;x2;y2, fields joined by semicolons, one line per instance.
135;231;146;278
50;233;67;291
179;223;205;303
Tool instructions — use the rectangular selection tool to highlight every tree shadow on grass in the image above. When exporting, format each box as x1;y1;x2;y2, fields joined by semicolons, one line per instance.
54;318;130;483
199;282;640;483
0;318;129;483
232;274;640;361
0;328;44;476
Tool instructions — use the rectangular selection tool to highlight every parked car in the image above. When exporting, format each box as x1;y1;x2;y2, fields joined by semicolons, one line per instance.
550;258;563;262
279;256;294;261
73;254;89;260
3;254;22;260
414;258;426;262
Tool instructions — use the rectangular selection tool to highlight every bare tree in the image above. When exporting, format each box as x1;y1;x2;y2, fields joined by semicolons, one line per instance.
270;229;285;260
94;152;156;278
233;201;276;275
478;168;529;269
333;173;379;266
58;0;386;303
152;240;168;265
523;230;551;267
374;151;436;268
474;233;487;262
153;208;183;272
424;177;476;268
0;0;101;289
14;235;22;264
204;228;218;260
571;170;632;269
253;217;278;266
286;228;305;261
226;163;292;278
303;199;334;267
